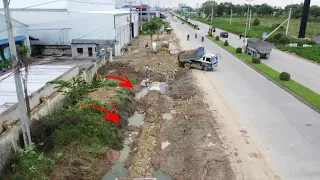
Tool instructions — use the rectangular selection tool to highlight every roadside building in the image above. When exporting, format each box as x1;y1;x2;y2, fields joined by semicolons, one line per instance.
0;0;139;58
0;14;30;69
121;4;160;20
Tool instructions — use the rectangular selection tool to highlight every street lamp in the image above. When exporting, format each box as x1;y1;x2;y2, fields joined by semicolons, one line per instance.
243;0;253;52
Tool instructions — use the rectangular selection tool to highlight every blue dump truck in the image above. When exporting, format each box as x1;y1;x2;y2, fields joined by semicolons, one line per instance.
178;47;220;71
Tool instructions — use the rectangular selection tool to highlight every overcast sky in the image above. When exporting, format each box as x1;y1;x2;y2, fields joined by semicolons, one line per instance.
141;0;320;8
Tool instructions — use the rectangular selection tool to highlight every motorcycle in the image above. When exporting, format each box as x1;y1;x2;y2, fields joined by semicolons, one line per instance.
201;37;204;42
195;34;197;39
187;35;190;41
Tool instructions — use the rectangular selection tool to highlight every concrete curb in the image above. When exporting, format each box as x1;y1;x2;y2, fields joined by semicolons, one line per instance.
207;37;320;114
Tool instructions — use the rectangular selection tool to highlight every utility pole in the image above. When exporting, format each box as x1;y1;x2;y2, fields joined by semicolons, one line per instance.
148;0;150;22
243;0;252;52
129;0;132;41
249;10;252;30
140;0;142;31
230;9;232;26
210;0;215;27
286;8;292;36
2;0;32;147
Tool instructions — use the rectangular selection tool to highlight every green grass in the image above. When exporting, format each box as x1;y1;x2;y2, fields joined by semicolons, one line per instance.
207;35;320;111
196;16;320;39
277;46;320;63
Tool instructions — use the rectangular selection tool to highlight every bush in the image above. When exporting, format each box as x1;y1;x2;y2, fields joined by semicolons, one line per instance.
252;57;261;64
273;33;283;40
252;18;260;26
216;36;220;41
9;146;54;179
272;23;284;31
224;40;229;46
279;36;290;44
279;72;291;81
236;47;242;53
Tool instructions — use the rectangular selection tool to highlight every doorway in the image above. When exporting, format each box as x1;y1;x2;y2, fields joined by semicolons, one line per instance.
88;47;93;57
131;22;134;38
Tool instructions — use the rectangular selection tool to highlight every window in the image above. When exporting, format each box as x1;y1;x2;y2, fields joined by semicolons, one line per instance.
95;47;97;52
77;48;83;54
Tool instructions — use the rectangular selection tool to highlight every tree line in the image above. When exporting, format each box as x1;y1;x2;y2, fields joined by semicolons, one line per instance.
186;1;320;21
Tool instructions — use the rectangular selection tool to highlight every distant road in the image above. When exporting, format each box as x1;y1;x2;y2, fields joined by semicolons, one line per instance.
193;20;320;94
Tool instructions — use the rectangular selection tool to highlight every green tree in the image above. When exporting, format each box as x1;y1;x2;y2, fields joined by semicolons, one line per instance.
153;17;163;40
142;19;159;49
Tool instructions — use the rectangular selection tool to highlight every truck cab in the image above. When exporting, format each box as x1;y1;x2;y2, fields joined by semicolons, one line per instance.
201;53;220;69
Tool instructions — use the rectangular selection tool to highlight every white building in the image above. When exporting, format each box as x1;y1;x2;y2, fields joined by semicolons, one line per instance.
0;14;30;63
0;0;139;57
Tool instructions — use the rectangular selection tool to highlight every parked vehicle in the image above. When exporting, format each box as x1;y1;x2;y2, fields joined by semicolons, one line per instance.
220;32;229;38
178;47;220;71
245;38;273;59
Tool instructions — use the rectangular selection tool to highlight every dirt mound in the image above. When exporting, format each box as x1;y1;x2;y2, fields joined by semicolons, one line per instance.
51;143;119;180
167;69;197;100
159;71;235;180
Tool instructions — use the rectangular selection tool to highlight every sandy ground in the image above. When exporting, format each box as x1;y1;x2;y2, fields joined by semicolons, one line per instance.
192;70;281;180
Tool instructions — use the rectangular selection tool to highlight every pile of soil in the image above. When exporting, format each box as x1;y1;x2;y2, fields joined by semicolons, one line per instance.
159;70;236;180
116;35;180;80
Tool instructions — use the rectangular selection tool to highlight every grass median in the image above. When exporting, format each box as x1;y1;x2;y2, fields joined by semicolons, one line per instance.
207;35;320;112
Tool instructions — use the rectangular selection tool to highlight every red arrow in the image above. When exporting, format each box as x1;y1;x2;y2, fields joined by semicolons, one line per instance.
80;102;120;123
96;68;133;88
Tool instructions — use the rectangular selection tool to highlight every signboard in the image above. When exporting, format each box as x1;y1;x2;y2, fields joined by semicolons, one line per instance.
182;8;188;12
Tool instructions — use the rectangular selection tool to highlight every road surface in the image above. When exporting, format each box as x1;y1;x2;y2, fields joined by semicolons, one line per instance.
171;17;320;180
192;20;320;95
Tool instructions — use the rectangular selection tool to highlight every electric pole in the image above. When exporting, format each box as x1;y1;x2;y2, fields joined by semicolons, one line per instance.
2;0;32;147
148;0;150;22
129;0;132;41
243;0;252;52
140;0;142;31
286;8;292;36
210;0;215;27
230;9;232;26
249;10;252;30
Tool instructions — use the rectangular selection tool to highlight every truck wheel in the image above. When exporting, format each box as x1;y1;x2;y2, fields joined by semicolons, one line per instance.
266;54;270;59
184;63;191;69
203;66;208;71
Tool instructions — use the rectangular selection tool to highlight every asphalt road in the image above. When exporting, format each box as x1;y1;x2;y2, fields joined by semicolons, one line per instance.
191;20;320;95
171;17;320;180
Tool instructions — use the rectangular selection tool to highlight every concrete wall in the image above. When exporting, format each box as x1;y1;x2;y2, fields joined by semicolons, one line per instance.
0;54;110;172
0;66;80;125
71;43;98;59
69;11;115;41
0;10;71;45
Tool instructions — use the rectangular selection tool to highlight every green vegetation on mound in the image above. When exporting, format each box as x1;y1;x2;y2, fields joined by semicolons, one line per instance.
2;75;137;179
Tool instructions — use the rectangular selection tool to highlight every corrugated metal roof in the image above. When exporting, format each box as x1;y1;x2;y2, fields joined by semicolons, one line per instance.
0;64;74;115
0;36;26;46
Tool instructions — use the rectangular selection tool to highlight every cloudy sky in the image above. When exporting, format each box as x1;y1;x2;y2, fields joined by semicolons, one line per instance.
141;0;320;8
